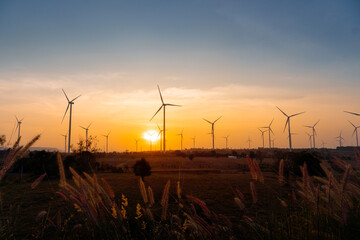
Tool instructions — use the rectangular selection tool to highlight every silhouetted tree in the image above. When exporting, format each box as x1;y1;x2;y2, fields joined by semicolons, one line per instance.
133;158;151;181
0;135;5;146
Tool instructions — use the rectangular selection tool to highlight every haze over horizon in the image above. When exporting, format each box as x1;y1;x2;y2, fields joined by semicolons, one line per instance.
1;0;360;151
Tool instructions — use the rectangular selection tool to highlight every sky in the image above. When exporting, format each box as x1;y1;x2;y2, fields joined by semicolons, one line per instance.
1;0;360;151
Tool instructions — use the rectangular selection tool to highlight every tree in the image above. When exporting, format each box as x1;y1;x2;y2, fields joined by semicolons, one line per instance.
72;135;99;153
133;158;151;181
0;135;5;146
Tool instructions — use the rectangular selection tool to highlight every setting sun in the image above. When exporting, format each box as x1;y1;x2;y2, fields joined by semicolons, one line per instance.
142;130;160;142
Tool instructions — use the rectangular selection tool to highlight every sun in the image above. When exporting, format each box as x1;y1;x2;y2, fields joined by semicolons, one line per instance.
143;130;160;142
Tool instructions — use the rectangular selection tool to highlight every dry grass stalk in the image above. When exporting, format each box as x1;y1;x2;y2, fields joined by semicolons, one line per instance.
250;182;258;204
139;178;148;204
31;173;47;189
147;186;154;206
278;159;284;183
161;180;170;221
57;152;66;186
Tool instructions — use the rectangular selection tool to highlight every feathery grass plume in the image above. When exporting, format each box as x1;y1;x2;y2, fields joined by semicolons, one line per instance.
36;211;47;222
147;186;154;206
234;197;245;210
252;159;264;183
355;148;360;166
278;159;284;184
100;178;115;199
277;197;287;208
161;180;170;221
246;155;257;180
342;164;351;192
332;158;347;170
57;152;66;186
177;180;181;199
187;195;211;216
139;178;148;204
292;190;297;206
0;135;40;181
236;189;245;201
31;173;47;189
250;182;258;204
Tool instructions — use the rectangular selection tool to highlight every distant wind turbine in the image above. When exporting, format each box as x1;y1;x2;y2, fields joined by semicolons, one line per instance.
80;122;93;152
150;85;181;153
336;131;344;147
260;119;274;148
258;128;268;148
61;134;67;152
177;129;184;150
247;136;252;149
277;106;305;151
304;120;320;150
305;132;312;149
157;124;163;151
203;116;222;150
102;131;111;153
348;121;360;147
135;139;139;152
223;135;229;149
61;89;81;153
147;131;155;151
15;116;24;139
192;136;196;149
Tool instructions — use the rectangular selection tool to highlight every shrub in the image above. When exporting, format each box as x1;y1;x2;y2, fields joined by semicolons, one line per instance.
133;158;151;181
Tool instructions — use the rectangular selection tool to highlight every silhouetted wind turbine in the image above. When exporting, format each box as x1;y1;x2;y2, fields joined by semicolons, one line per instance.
102;131;111;153
15;116;23;139
272;138;276;148
192;136;196;149
203;116;222;150
321;140;326;148
157;124;163;151
247;136;252;149
277;106;305;151
177;129;184;150
336;131;344;147
305;132;312;149
150;85;181;153
80;122;93;152
260;119;274;148
223;135;229;149
258;128;267;148
61;134;67;152
135;139;139;152
61;89;81;153
147;131;155;151
348;121;360;147
305;120;319;150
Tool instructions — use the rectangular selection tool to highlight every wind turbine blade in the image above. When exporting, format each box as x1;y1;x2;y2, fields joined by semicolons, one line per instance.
15;115;19;122
71;95;81;102
157;124;161;131
283;119;289;133
150;105;163;121
313;120;320;127
269;118;274;127
270;127;274;135
290;112;305;118
87;122;93;129
80;126;86;130
203;118;212;124
344;111;360;116
20;118;24;122
166;104;181;107
214;116;222;123
276;106;288;117
108;131;111;136
304;125;312;128
157;85;164;104
348;120;356;128
353;129;356;137
62;89;70;102
61;103;70;123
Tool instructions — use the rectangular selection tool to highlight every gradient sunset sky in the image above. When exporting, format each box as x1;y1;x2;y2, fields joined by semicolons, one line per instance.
1;0;360;151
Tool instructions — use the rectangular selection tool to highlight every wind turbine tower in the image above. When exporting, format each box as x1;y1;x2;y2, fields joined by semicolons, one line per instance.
336;132;344;147
305;120;320;150
247;136;252;149
277;106;305;151
61;134;67;152
223;135;229;149
203;116;222;150
178;129;184;150
80;122;93;152
305;132;312;149
150;85;181;153
135;139;139;152
260;119;274;148
258;128;267;148
61;89;81;153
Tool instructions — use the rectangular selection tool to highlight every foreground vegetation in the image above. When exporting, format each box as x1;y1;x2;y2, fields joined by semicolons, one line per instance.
1;136;360;239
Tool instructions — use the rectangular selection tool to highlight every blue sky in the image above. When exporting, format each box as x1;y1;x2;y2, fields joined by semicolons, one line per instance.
1;0;360;150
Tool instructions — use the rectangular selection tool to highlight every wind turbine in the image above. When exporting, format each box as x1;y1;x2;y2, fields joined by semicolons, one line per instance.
192;136;196;149
15;116;23;139
61;89;81;153
305;132;312;149
157;124;163;151
304;120;320;150
203;116;222;150
272;138;276;148
223;135;229;149
336;131;344;147
258;128;268;148
344;111;360;116
348;121;360;147
260;119;274;148
147;131;155;151
61;134;67;152
135;139;139;152
247;136;252;149
102;131;111;153
177;129;184;150
150;85;181;153
277;106;305;151
80;122;93;152
321;140;326;149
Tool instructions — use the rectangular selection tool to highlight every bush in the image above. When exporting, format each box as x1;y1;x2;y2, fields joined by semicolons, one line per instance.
287;151;324;177
133;158;151;181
